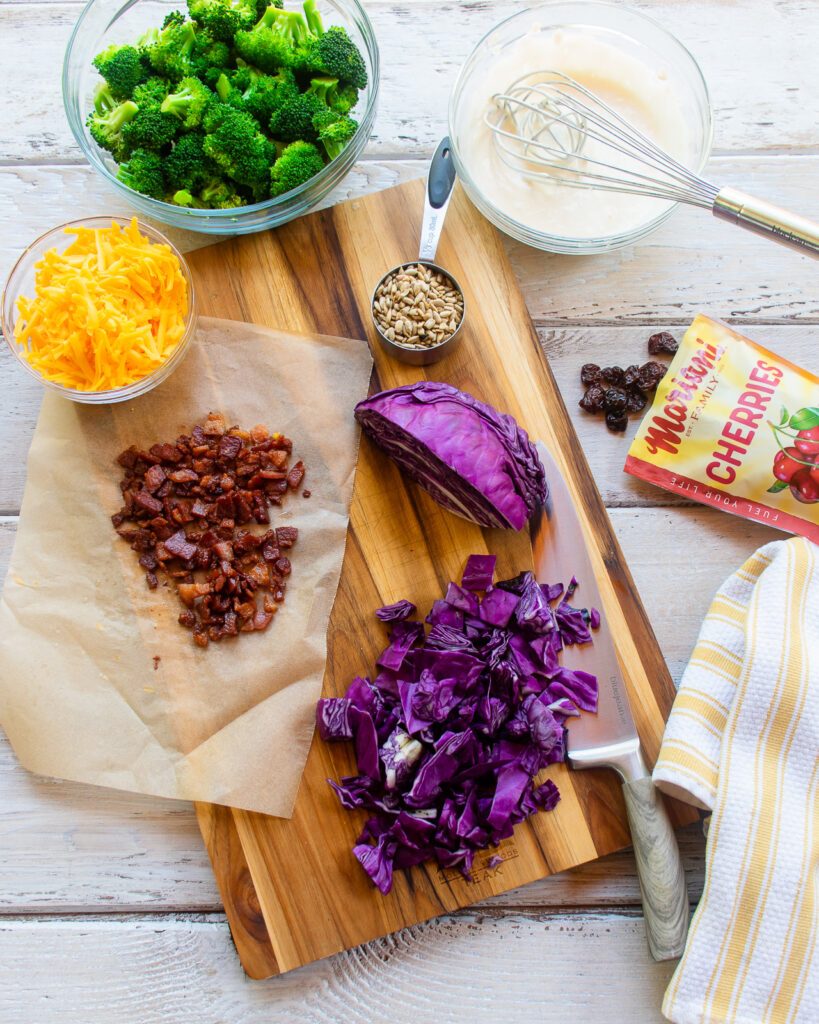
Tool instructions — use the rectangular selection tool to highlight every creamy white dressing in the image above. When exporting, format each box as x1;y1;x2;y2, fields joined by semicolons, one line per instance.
455;25;695;239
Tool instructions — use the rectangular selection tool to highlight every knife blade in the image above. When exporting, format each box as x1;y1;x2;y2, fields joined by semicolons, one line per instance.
531;441;689;962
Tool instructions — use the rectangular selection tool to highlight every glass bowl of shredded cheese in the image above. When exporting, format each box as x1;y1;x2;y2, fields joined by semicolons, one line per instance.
2;217;196;403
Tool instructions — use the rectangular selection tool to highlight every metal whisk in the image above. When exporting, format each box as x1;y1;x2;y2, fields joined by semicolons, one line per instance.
485;71;819;258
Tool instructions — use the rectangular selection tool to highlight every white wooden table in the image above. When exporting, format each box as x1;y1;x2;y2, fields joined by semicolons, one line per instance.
0;1;816;1019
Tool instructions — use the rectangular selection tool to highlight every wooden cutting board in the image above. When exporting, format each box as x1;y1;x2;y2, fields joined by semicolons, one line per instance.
187;180;696;979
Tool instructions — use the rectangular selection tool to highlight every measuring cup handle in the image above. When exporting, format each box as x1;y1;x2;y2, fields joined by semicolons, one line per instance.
419;137;457;263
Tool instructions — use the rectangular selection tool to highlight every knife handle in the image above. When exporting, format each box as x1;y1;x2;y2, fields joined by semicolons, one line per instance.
622;775;689;961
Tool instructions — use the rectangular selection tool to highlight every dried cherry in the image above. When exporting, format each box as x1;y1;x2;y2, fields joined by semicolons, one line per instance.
579;384;606;412
605;412;629;433
648;331;679;356
580;363;603;387
604;387;628;415
601;366;626;386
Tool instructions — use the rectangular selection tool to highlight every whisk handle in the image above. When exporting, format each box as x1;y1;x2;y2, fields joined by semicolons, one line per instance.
712;187;819;259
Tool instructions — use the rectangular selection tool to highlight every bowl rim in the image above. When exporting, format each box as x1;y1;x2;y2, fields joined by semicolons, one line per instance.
2;215;198;402
447;0;714;253
62;0;381;220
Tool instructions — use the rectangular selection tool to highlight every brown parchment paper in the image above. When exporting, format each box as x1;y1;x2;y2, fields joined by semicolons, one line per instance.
0;317;372;817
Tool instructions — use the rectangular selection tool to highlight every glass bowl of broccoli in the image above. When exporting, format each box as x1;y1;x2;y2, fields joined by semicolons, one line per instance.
63;0;379;234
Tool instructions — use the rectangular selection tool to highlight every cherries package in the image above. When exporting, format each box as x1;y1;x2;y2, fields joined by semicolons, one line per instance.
626;314;819;544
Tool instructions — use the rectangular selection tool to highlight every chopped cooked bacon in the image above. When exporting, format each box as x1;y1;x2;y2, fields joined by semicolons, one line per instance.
112;415;304;648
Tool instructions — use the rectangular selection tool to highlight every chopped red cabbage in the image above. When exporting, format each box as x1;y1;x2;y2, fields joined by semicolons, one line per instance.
462;554;497;591
375;599;417;622
354;383;548;531
316;556;601;894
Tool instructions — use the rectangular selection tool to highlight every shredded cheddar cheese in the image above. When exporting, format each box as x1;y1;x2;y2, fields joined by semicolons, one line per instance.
13;218;189;392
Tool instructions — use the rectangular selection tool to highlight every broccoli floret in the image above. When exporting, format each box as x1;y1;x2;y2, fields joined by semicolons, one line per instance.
142;18;197;81
234;7;310;72
202;102;275;197
215;71;246;109
86;99;138;161
120;100;179;155
132;76;172;106
117;148;166;199
161;76;212;128
268;89;325;142
313;109;357;160
306;75;338;104
302;0;323;36
331;82;358;115
200;176;247;208
189;27;232;83
242;67;299;124
93;82;117;115
269;139;323;196
186;0;273;41
92;44;149;99
171;188;204;207
301;26;367;89
163;10;188;28
165;132;217;191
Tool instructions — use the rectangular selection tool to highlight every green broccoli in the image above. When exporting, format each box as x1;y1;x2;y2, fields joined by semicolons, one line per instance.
120;100;180;154
313;108;357;160
269;139;324;196
215;71;246;108
189;27;232;83
92;82;117;116
200;176;247;207
202;102;276;196
301;25;367;89
186;0;277;41
234;7;310;72
331;82;358;114
86;99;138;161
164;132;218;192
171;188;206;207
306;75;338;104
92;44;149;99
141;18;197;80
268;89;325;142
132;76;172;106
117;148;166;199
242;66;299;124
161;76;212;128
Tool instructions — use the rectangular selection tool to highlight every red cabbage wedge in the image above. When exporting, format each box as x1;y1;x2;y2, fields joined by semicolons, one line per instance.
316;557;601;895
354;383;548;530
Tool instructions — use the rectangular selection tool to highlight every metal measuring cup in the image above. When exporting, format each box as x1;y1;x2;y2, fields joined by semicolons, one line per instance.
371;137;465;366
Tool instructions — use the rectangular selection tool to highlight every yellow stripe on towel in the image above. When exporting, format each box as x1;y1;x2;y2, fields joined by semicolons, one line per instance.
654;537;819;1024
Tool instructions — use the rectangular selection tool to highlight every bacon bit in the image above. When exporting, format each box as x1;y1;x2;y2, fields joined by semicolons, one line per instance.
135;490;163;514
287;461;305;489
275;526;298;549
152;656;161;671
144;465;166;492
113;416;303;647
302;490;311;498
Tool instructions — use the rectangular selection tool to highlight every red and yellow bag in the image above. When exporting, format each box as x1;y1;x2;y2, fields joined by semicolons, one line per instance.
626;315;819;543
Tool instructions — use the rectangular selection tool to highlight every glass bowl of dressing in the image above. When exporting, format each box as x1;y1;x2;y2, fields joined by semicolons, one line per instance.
448;1;713;254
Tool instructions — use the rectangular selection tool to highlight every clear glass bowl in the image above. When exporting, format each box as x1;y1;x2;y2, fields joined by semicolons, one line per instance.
2;217;197;404
63;0;380;235
448;1;713;254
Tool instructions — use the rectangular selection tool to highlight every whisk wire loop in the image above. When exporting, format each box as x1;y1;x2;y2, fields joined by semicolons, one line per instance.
484;70;719;209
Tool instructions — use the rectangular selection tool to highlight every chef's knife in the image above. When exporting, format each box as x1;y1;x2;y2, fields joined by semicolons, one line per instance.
531;441;689;962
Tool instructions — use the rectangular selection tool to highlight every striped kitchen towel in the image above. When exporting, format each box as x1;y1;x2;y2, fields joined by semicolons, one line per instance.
653;537;818;1024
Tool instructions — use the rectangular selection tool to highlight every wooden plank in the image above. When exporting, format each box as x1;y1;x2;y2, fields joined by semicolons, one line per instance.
0;912;676;1022
2;0;818;162
2;323;816;513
